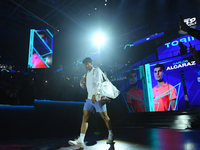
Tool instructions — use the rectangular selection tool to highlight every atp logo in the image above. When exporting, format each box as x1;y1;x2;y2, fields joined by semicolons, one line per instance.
184;17;197;26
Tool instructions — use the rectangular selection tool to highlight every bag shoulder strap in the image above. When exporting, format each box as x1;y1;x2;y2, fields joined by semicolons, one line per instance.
84;68;95;78
101;71;109;82
94;67;108;82
85;68;107;82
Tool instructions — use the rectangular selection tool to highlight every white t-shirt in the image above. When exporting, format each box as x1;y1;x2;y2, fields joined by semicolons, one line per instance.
84;67;104;99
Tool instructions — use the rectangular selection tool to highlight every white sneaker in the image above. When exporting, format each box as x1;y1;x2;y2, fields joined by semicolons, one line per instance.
68;137;84;148
106;134;114;144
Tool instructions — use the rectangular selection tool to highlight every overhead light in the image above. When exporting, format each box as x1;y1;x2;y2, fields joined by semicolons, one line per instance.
93;33;105;45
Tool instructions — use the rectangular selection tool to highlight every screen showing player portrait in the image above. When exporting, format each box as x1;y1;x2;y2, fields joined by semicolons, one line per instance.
149;54;199;112
150;63;181;111
111;67;145;113
124;69;145;113
28;29;53;69
113;53;200;113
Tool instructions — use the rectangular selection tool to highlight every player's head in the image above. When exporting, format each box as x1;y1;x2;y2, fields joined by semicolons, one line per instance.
83;57;93;71
154;64;165;82
129;70;138;85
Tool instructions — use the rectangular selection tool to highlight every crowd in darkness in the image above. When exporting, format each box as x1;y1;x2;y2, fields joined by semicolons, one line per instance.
0;62;130;105
0;69;90;105
0;48;134;105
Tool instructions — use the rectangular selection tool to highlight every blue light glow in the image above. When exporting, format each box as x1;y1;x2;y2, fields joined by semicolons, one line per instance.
46;29;53;38
145;64;154;111
0;105;34;108
34;100;85;104
134;32;164;46
191;89;200;104
124;32;164;49
92;54;100;60
56;68;62;72
28;29;35;68
124;44;134;49
1;69;9;72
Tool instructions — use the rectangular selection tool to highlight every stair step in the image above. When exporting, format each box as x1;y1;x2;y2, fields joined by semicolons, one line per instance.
112;109;200;129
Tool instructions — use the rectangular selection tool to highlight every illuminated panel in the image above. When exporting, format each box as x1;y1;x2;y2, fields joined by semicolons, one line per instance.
133;32;164;46
28;29;53;69
139;65;149;112
157;33;200;60
148;53;199;111
124;32;164;49
28;29;34;68
144;64;155;112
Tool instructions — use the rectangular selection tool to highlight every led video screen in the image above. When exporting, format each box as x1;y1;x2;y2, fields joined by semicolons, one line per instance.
114;54;200;113
28;29;53;69
147;54;200;112
112;67;145;113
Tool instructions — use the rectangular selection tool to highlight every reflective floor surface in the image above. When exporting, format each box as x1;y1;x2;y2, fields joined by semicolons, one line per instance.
0;128;200;150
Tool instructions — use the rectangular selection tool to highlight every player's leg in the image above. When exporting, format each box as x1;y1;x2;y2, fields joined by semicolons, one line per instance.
99;111;112;130
99;111;114;144
68;99;94;148
94;101;114;144
81;110;92;134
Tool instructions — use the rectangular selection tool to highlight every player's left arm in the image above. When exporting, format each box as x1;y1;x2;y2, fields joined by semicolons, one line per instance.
170;86;177;110
80;77;86;89
170;99;176;110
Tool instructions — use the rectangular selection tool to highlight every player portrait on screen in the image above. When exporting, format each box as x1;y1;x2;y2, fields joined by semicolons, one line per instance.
153;64;177;111
126;70;144;113
32;53;48;68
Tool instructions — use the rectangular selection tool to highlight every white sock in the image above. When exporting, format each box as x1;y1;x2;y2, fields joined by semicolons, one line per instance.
79;133;85;142
108;130;113;136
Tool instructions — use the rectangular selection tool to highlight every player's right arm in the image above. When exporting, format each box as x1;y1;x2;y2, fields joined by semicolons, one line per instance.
127;103;133;113
126;94;133;113
80;77;86;89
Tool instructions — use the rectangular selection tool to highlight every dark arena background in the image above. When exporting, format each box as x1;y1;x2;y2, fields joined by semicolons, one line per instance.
1;0;200;150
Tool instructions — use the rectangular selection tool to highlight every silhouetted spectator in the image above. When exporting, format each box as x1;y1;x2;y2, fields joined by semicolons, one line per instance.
19;75;35;105
179;21;200;40
179;42;188;55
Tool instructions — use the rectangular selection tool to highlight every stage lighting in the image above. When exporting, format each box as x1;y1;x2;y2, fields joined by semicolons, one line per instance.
93;33;105;45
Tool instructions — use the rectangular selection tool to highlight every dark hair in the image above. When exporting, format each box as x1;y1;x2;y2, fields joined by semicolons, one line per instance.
154;64;165;72
83;57;92;64
128;70;137;78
